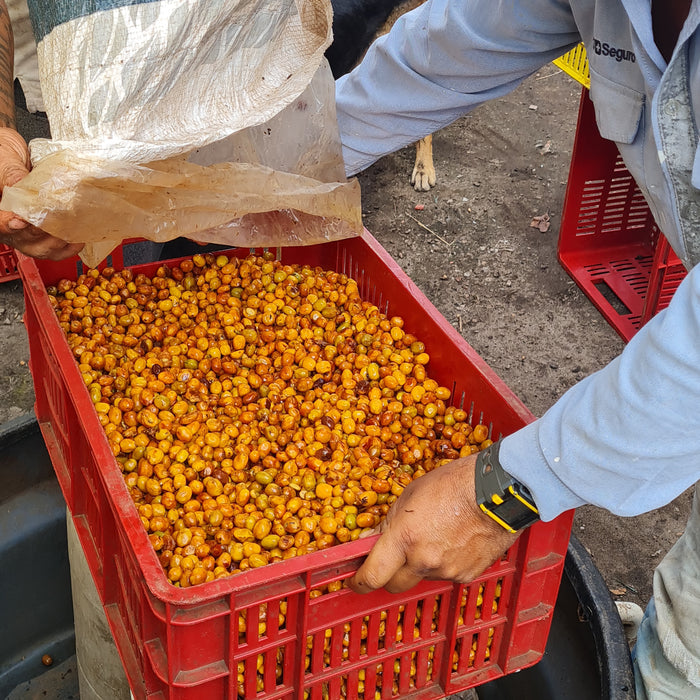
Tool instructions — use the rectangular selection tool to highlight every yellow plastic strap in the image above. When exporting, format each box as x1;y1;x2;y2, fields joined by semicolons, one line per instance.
508;486;539;514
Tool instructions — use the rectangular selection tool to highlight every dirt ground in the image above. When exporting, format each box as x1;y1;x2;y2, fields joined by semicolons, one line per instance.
0;66;694;616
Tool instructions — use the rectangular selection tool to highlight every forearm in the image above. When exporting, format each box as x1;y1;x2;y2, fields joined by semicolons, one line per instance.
0;0;14;128
501;262;700;520
0;2;82;259
336;0;580;176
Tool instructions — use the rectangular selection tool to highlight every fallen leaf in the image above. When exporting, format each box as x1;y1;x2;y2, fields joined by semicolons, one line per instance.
609;586;627;596
530;212;551;232
414;204;425;211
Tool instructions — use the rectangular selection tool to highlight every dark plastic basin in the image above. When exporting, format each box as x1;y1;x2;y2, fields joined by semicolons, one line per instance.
479;534;635;699
0;413;635;699
0;413;75;696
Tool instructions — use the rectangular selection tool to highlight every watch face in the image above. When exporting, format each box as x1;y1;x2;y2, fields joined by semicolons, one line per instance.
493;496;539;531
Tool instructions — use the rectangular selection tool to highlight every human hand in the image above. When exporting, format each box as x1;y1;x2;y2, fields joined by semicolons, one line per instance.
0;127;83;260
349;455;520;594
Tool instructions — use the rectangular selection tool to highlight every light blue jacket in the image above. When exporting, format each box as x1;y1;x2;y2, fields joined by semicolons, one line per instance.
336;0;700;520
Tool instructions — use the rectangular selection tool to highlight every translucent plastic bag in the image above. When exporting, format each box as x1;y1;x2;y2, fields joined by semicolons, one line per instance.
1;0;361;266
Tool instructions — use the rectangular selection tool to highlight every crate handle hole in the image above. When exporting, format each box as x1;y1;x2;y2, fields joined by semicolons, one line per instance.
592;280;632;316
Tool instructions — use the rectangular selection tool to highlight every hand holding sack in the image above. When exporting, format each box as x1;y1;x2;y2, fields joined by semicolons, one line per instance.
0;0;362;266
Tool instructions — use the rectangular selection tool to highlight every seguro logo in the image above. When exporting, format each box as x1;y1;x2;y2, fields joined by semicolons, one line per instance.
593;38;636;63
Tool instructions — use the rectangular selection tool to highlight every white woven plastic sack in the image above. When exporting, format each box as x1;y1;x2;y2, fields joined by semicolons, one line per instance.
1;0;362;266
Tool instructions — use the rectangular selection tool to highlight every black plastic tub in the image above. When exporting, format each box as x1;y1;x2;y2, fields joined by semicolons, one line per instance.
0;413;75;697
0;413;635;699
479;534;636;699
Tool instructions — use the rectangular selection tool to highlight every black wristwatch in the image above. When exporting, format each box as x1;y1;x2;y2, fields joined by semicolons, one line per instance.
474;440;539;533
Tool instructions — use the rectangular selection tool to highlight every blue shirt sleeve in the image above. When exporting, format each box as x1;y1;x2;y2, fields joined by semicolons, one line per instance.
335;0;700;521
335;0;581;176
501;262;700;521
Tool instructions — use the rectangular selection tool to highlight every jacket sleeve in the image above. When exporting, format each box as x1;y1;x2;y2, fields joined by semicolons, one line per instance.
501;261;700;521
335;0;580;176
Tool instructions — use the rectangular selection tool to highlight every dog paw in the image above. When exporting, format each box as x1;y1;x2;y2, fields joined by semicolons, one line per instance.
411;163;436;191
411;135;436;190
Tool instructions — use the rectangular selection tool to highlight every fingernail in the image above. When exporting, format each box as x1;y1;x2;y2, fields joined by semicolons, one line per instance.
8;218;27;230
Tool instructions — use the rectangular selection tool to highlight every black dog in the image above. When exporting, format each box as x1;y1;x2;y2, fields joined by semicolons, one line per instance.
325;0;410;78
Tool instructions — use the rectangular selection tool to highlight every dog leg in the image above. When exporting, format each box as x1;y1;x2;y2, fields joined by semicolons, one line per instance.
411;134;436;191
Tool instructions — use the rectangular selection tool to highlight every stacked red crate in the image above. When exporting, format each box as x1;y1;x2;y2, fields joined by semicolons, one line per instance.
0;243;19;282
558;88;687;342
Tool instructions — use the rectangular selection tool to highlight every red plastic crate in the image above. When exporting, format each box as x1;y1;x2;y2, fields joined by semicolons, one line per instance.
19;231;573;700
0;243;19;282
558;88;688;342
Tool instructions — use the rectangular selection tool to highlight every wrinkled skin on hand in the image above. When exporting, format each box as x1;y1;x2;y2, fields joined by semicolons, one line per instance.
0;127;83;260
349;454;520;594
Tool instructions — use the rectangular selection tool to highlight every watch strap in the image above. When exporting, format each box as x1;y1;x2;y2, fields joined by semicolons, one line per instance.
474;440;539;533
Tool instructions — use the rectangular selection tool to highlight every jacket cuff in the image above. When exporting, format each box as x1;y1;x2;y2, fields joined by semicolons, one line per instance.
499;422;585;521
